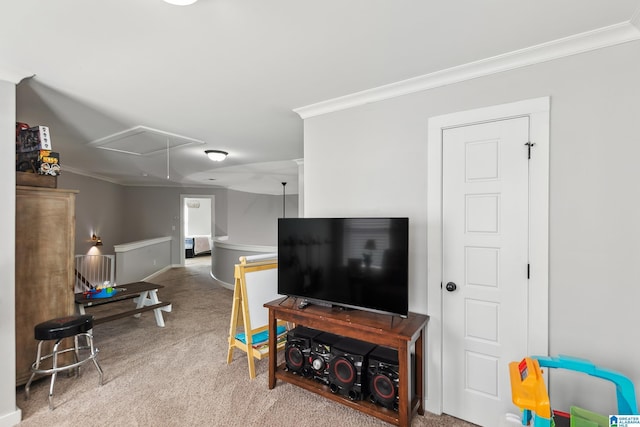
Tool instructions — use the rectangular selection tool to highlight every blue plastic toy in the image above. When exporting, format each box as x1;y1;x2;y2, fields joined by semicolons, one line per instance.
509;354;638;427
533;355;638;415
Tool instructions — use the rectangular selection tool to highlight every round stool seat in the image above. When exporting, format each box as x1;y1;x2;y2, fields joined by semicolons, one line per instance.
34;315;94;341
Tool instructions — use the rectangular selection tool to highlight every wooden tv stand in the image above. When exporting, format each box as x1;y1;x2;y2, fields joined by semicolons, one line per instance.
265;297;428;427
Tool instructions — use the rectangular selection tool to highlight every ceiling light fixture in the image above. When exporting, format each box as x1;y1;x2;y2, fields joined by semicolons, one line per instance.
205;150;228;162
163;0;198;5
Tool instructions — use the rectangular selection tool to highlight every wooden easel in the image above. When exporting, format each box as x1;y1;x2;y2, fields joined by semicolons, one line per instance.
227;254;287;379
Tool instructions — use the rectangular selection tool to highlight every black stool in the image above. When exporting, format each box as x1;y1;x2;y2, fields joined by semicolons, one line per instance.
25;315;104;410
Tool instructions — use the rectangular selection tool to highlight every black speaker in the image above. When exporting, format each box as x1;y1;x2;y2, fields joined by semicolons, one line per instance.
285;326;321;377
328;337;376;401
309;331;343;385
367;345;400;411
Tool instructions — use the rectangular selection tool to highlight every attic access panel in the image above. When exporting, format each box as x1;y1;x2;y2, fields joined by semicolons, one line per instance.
89;125;204;156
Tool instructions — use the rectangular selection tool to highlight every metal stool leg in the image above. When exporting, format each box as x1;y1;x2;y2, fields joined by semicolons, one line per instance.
25;340;44;400
48;338;62;410
73;335;81;378
87;334;104;386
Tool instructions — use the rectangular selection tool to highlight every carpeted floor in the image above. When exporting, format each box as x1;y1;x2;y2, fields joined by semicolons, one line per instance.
16;261;477;426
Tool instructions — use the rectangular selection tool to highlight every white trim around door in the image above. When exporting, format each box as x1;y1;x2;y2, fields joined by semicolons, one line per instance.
425;96;550;416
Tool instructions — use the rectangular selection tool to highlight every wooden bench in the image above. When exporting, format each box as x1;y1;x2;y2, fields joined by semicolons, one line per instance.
75;281;172;327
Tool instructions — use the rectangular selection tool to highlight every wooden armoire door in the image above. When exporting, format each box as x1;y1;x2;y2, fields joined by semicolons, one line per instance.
15;186;77;386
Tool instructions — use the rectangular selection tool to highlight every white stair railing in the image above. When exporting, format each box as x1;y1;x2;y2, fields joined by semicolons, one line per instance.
74;254;115;293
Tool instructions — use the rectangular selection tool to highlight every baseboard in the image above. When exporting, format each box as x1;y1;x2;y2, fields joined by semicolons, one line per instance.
210;271;233;290
142;265;175;282
0;407;22;427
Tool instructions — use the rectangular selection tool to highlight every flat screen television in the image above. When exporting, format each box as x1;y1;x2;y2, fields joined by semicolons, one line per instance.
277;217;409;317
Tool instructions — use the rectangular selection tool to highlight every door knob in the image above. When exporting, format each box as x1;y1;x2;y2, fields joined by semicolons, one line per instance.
445;282;457;292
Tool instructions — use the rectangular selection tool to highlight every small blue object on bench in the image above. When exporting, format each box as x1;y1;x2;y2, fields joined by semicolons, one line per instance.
84;288;119;299
235;325;286;345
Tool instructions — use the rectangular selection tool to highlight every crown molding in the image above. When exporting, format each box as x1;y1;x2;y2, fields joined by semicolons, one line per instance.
0;67;33;84
63;166;207;188
294;20;640;119
63;165;122;185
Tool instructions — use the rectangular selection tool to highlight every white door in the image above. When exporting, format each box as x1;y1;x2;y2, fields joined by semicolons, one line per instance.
442;117;530;426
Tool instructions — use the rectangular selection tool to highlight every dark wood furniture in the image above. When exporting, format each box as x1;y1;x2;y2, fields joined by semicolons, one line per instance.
265;297;428;427
15;186;77;386
75;281;171;326
16;171;57;188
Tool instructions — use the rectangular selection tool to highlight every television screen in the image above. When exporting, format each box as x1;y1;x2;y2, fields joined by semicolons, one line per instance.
278;217;409;317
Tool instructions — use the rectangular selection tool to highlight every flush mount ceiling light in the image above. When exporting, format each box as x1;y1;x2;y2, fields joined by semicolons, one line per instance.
205;150;228;162
163;0;198;5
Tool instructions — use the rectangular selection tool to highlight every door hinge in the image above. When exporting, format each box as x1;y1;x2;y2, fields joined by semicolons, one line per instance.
525;142;536;159
527;264;530;279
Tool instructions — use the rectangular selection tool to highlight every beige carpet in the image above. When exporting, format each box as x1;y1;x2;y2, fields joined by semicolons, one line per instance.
16;262;477;427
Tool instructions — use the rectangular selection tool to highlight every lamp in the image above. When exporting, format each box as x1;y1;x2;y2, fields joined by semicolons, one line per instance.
91;234;103;246
163;0;198;5
363;239;376;268
205;150;228;162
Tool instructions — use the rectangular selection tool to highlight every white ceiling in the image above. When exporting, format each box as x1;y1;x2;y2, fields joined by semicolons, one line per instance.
2;0;639;194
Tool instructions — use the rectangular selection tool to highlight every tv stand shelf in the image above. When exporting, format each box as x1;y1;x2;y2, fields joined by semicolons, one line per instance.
265;297;429;427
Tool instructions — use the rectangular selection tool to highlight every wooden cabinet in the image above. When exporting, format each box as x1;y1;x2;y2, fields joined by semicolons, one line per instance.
265;297;428;427
15;186;78;386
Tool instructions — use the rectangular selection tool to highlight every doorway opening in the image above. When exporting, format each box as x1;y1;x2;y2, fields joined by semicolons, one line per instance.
180;194;215;266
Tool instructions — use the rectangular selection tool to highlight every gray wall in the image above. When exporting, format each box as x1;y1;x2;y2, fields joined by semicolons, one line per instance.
54;176;230;265
226;190;298;245
115;238;171;284
57;172;297;264
58;173;127;255
303;41;640;416
119;186;227;265
0;79;21;426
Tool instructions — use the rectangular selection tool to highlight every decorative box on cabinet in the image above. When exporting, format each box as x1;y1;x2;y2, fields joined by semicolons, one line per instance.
15;186;78;386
